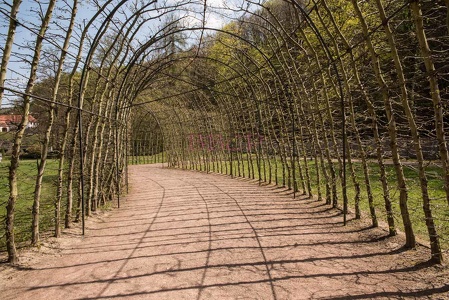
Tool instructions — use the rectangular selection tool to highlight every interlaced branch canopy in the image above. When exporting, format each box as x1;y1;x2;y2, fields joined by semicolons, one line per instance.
0;0;449;264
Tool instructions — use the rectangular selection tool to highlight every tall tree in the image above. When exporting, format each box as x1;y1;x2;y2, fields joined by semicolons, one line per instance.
0;0;22;108
7;0;56;262
375;0;442;263
350;0;416;248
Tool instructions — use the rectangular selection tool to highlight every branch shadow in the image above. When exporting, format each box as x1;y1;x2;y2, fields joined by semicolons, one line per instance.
4;165;445;300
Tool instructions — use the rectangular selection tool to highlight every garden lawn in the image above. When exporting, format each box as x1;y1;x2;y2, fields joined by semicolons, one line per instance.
0;157;59;251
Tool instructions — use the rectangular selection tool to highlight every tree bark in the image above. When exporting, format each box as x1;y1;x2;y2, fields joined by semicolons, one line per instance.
408;0;446;263
351;0;415;247
0;0;22;108
10;0;56;253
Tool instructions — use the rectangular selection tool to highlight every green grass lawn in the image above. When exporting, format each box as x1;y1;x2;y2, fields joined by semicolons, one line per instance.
3;151;448;254
0;156;60;251
341;161;448;249
128;152;166;165
0;150;164;252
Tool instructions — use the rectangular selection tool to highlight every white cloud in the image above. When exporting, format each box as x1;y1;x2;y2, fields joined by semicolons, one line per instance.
205;13;225;29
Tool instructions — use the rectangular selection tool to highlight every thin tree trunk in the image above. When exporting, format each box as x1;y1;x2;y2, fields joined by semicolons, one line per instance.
43;0;78;238
298;27;342;207
299;125;312;197
93;92;114;211
310;78;337;206
445;0;449;34
408;0;445;263
319;0;384;229
377;0;441;258
410;0;449;208
11;0;56;250
300;82;331;204
0;0;22;108
351;0;415;247
313;1;366;219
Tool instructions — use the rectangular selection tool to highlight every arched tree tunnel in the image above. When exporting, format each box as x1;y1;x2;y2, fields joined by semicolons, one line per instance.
1;0;449;266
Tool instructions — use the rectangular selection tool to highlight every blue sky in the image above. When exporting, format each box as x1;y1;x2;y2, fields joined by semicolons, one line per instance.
0;0;97;106
0;0;253;107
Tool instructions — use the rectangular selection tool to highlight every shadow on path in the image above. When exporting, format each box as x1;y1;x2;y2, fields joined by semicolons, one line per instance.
1;164;448;300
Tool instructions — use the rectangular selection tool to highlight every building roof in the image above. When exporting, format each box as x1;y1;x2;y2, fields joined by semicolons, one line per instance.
0;115;37;124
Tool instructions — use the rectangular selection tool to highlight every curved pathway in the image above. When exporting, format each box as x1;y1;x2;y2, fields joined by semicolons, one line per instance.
1;164;448;299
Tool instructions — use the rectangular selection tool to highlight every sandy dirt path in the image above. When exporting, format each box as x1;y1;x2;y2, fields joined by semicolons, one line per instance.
1;164;448;299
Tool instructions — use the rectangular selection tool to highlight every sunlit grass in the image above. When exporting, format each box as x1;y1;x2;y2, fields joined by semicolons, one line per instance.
12;150;446;253
128;152;166;165
0;157;60;251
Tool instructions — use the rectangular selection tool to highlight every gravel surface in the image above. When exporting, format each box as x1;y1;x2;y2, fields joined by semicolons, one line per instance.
1;164;448;299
